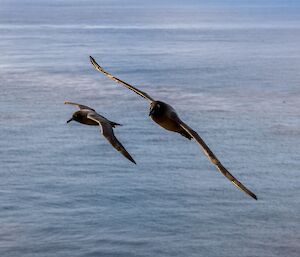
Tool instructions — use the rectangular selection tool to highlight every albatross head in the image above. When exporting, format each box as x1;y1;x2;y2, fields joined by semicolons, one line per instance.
67;111;81;123
149;101;163;117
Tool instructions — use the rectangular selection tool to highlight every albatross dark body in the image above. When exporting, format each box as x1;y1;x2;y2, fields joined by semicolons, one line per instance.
73;111;99;125
65;102;135;164
72;110;120;127
150;101;192;140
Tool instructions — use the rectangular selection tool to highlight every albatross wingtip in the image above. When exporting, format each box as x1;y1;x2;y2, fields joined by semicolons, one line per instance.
89;55;96;63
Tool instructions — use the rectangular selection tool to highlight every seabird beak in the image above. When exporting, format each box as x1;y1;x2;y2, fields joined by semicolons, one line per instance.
67;118;73;123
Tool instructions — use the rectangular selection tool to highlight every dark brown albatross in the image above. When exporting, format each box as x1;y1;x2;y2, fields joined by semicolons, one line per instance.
65;101;136;164
89;56;257;200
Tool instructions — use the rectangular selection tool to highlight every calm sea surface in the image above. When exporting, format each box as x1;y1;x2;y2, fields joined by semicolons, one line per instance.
0;1;299;256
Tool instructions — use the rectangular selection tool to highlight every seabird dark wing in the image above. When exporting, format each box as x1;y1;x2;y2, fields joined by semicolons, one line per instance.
179;121;257;200
89;56;155;103
87;113;136;164
64;101;95;111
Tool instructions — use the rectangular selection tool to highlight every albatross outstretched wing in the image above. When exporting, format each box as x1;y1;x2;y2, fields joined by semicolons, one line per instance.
90;56;155;103
179;121;257;200
87;113;136;164
64;101;95;111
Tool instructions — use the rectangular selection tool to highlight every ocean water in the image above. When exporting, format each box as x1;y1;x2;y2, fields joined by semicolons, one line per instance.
0;1;300;257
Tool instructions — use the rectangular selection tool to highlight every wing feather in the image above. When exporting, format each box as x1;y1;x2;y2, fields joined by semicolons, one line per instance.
179;121;257;200
87;113;136;164
64;101;95;111
89;56;155;102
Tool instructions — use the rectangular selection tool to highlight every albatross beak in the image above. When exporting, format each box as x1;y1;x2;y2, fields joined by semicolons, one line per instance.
67;118;73;123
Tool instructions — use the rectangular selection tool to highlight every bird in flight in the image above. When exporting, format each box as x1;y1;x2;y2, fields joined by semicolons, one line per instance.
89;56;257;200
65;101;136;164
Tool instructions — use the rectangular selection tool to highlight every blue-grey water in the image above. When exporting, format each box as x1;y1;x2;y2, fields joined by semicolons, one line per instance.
1;1;300;256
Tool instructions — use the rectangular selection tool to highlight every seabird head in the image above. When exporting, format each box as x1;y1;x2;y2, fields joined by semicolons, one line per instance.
67;111;80;123
149;101;162;117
